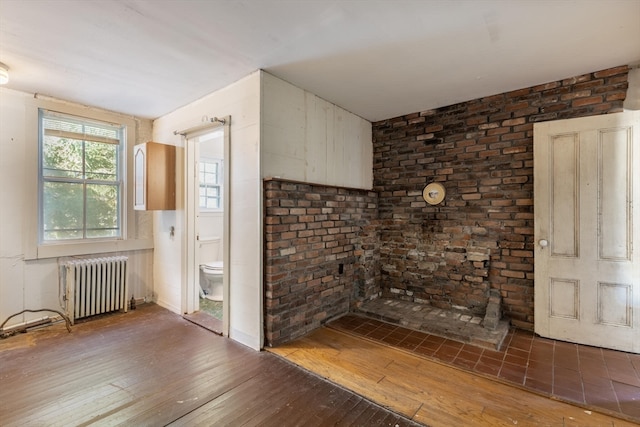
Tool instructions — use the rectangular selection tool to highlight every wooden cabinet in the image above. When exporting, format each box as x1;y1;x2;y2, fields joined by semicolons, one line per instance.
134;142;176;210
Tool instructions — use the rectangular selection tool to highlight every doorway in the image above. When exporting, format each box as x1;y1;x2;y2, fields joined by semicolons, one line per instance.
183;118;230;336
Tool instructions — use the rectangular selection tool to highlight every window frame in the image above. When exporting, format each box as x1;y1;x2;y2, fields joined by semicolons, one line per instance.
198;157;223;212
24;97;153;260
38;109;124;243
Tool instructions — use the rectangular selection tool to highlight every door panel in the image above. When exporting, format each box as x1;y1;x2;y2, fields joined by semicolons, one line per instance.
549;278;579;320
599;127;632;261
598;282;632;327
534;111;639;353
550;133;579;258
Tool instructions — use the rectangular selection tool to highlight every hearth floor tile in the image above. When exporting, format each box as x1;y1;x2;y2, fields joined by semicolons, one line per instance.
356;297;509;350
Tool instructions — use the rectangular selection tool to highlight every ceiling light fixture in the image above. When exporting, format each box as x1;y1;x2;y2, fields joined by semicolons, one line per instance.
0;62;9;84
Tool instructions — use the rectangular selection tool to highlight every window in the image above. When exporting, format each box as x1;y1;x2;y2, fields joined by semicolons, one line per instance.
199;159;223;211
39;110;124;242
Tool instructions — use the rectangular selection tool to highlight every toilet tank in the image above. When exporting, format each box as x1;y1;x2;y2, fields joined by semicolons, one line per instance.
199;236;222;263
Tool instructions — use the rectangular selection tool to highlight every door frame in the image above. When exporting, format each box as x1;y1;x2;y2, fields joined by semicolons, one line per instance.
182;117;231;337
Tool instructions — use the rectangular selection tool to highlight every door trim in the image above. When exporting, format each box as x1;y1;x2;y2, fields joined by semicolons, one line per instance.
182;116;231;337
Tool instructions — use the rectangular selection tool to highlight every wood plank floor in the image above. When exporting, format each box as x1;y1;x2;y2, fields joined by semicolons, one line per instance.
268;327;640;427
0;304;419;427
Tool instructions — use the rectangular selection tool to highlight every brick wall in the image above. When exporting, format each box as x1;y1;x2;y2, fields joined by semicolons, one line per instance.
264;179;379;347
372;65;629;330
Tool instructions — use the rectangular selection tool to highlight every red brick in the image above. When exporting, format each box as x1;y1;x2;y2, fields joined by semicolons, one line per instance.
506;88;531;98
606;92;626;101
572;96;603;107
505;100;529;112
594;65;628;78
486;127;510;136
502;118;526;127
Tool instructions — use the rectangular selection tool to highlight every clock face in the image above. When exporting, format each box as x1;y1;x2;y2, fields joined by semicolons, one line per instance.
422;182;446;205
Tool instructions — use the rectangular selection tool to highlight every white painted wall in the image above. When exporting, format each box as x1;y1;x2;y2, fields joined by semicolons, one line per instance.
624;67;640;111
261;72;372;189
79;70;371;352
0;88;154;328
152;72;263;350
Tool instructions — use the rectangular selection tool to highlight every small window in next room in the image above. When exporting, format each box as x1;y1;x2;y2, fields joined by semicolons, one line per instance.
199;159;223;211
39;109;124;242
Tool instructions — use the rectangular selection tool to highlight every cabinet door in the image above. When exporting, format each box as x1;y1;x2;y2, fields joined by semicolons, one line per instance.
133;142;176;211
134;144;147;210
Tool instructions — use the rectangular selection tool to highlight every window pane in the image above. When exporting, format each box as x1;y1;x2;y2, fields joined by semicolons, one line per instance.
207;187;219;198
43;115;120;140
198;160;223;210
43;117;82;134
86;183;119;238
42;136;83;178
83;123;119;140
86;141;118;180
42;181;83;240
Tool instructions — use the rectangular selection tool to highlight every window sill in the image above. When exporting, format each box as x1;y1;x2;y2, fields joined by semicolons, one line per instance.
27;238;154;260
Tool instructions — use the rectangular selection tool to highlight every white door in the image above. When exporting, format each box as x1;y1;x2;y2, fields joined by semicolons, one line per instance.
534;111;640;353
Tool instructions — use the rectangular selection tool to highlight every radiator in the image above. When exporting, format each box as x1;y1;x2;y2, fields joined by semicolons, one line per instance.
64;256;129;324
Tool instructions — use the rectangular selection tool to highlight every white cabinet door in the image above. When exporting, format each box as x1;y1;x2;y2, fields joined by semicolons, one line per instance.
534;111;640;353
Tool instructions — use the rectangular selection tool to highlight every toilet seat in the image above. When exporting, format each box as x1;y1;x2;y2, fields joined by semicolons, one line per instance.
201;261;223;274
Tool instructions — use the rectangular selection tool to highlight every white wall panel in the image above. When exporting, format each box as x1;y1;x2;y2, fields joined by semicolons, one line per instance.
0;259;23;324
305;93;331;184
262;72;372;189
0;89;27;260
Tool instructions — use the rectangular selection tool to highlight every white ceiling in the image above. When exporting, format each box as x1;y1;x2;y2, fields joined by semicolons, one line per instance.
1;0;639;122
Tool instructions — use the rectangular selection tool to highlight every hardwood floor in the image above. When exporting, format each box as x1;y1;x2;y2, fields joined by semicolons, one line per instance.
269;327;639;427
0;304;419;427
3;304;638;427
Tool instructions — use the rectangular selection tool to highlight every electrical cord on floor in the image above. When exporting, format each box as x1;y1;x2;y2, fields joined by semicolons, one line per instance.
0;308;72;339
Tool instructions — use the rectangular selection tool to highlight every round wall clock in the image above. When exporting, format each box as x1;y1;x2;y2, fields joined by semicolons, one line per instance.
422;182;446;205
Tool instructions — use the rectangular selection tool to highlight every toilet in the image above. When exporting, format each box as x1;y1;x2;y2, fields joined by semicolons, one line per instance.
200;261;223;301
199;237;223;301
